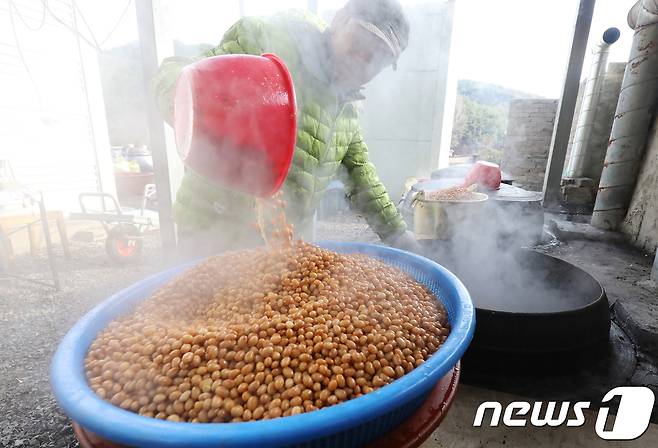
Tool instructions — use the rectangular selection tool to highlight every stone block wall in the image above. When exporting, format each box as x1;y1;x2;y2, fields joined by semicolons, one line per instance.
501;63;624;194
501;99;559;191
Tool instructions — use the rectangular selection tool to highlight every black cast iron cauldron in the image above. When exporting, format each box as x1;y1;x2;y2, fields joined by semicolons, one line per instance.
471;250;609;355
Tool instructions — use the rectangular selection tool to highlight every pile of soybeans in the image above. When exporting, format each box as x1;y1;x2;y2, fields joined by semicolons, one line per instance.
425;186;481;201
85;242;450;423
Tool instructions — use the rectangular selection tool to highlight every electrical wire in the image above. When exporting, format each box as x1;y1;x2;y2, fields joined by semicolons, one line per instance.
8;0;47;31
8;0;135;53
98;0;132;49
6;0;134;113
72;1;100;49
7;0;44;111
40;0;100;50
8;0;136;53
69;0;134;52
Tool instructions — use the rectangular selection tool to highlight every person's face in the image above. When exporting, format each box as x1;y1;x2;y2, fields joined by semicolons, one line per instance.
329;14;395;91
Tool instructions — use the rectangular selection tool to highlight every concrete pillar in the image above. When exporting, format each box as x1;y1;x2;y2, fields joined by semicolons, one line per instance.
542;0;596;208
561;62;624;206
592;0;658;230
359;1;456;200
135;0;177;250
435;0;458;171
565;28;620;179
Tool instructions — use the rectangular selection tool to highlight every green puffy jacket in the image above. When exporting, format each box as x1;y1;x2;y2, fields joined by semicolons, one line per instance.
153;10;406;242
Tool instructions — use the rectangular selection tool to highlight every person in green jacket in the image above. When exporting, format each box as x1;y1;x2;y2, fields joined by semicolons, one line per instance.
154;0;419;254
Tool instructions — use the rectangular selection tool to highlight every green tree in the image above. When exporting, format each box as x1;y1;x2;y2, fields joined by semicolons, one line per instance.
451;96;506;156
450;79;540;158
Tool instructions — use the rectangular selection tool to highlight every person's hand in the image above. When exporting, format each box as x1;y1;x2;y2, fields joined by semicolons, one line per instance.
384;230;422;254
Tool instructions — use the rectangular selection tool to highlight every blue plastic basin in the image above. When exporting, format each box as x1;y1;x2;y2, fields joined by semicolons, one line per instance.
51;242;475;448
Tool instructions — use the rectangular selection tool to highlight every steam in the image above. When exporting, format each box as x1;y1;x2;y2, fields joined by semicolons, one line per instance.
162;1;588;326
417;188;598;313
156;1;419;263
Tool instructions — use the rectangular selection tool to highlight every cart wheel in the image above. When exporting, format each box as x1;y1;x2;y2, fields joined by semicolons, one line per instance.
106;224;143;263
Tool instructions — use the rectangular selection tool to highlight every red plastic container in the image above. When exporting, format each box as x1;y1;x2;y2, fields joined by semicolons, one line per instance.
174;53;297;197
463;161;502;191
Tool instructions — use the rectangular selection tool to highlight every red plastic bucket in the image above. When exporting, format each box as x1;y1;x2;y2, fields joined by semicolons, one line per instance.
174;53;297;197
464;161;501;191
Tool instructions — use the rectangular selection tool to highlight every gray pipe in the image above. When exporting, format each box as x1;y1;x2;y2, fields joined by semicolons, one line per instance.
592;0;658;229
565;28;620;178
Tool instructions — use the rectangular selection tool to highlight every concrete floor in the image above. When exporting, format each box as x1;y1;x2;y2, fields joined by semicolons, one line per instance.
545;215;658;358
2;211;657;447
319;213;658;447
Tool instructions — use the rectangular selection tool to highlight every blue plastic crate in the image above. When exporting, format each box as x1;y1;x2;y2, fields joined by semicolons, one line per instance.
51;242;475;448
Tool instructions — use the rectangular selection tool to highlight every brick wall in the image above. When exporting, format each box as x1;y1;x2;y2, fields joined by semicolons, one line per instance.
501;99;559;191
502;64;625;194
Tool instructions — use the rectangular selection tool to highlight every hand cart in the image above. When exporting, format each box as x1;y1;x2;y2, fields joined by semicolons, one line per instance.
69;185;155;263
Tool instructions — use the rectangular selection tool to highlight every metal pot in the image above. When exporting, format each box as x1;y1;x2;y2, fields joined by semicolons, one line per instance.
412;191;488;240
